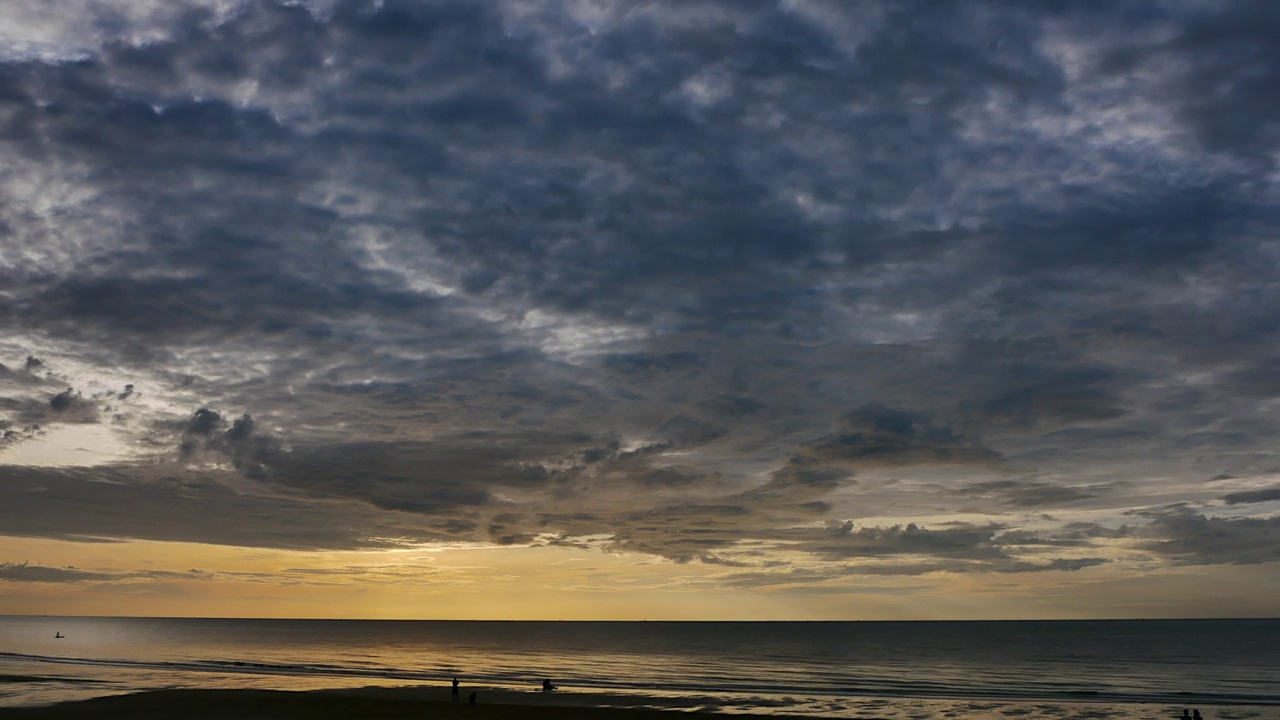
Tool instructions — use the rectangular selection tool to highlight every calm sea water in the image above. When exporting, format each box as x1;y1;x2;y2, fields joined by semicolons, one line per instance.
1;617;1277;719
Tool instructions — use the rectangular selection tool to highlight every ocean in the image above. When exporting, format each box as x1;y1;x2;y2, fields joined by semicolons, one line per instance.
0;617;1277;719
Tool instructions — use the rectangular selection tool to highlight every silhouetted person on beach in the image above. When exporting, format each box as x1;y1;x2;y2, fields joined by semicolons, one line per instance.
542;679;557;692
451;676;460;701
1194;710;1203;720
468;691;477;706
1183;711;1191;720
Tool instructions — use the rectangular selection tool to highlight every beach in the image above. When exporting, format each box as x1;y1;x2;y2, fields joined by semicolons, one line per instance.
3;685;1279;720
3;618;1278;720
9;682;1280;720
0;686;770;720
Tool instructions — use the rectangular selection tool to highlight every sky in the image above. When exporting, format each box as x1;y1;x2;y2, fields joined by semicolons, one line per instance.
1;0;1279;621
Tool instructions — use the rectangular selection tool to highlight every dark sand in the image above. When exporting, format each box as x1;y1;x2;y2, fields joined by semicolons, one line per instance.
0;686;774;720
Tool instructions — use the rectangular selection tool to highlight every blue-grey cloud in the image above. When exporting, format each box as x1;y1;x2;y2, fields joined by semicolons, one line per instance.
1136;507;1280;566
1221;486;1280;505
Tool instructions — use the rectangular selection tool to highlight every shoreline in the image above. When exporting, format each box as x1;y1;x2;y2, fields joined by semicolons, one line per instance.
0;686;770;719
2;686;1278;720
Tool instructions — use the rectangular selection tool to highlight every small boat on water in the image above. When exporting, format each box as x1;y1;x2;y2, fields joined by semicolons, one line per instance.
54;632;64;638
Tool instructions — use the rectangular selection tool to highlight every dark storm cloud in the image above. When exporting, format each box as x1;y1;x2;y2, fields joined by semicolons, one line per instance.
800;404;1000;468
710;550;1110;588
0;562;217;584
1144;1;1280;163
747;459;854;500
185;408;225;436
948;338;1131;430
1220;360;1280;398
48;388;88;413
150;404;607;513
1220;486;1280;505
788;519;1115;575
0;358;55;387
0;562;117;583
958;479;1098;508
2;0;1279;579
788;520;1008;562
1;370;132;438
1136;507;1280;566
0;464;467;550
0;422;42;448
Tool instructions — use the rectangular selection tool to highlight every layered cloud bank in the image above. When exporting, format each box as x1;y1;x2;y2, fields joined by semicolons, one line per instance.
2;0;1279;613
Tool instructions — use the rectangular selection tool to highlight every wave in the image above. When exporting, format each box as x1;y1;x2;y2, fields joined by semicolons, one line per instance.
0;652;439;683
0;673;108;685
2;651;1277;708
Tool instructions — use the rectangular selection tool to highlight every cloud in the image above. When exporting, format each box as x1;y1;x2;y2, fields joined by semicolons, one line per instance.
801;404;1000;467
1136;507;1280;566
1220;486;1280;505
1156;3;1280;164
1220;360;1280;398
0;463;467;550
0;0;1279;596
771;521;1030;568
958;479;1098;508
0;562;117;583
0;358;55;387
0;559;422;587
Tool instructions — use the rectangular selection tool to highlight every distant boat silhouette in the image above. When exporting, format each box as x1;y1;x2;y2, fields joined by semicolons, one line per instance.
54;632;63;638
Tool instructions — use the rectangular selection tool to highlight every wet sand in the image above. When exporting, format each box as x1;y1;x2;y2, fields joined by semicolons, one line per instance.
1;685;1270;720
0;686;753;720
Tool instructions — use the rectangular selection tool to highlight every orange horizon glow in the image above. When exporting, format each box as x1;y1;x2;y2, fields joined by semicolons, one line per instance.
4;535;1278;621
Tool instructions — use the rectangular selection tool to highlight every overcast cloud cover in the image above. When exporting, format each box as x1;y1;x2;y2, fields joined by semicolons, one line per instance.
2;0;1279;612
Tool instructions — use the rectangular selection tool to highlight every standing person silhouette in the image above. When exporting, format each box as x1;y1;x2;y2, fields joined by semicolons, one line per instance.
452;676;460;701
1193;711;1203;720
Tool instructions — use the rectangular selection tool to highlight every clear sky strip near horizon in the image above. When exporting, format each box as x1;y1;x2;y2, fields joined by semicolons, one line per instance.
1;0;1279;620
